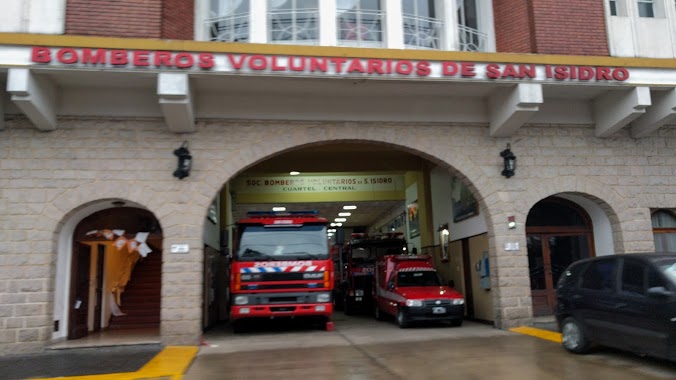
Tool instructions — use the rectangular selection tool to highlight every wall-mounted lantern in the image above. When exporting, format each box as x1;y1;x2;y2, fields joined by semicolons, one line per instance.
500;143;516;178
173;141;192;180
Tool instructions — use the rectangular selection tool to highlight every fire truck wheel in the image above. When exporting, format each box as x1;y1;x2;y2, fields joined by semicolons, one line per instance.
396;308;409;328
232;320;246;334
344;297;354;316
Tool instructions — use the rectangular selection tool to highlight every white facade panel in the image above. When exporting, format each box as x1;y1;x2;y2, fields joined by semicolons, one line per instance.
636;18;674;58
0;0;65;34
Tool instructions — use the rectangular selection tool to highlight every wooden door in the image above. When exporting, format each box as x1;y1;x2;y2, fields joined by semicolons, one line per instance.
528;233;593;316
527;197;595;316
93;244;105;332
68;243;91;340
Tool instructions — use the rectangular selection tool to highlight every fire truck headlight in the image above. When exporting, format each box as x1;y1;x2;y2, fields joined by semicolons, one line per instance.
234;296;249;305
316;293;331;303
405;300;423;307
452;299;465;305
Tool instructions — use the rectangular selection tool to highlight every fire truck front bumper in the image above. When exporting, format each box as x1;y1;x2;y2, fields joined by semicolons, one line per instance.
231;303;333;320
230;291;334;320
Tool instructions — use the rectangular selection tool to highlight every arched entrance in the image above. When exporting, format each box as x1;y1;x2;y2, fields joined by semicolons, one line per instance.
526;197;595;316
68;206;162;339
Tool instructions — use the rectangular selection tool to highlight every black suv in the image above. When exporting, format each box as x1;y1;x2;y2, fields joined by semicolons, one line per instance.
555;253;676;361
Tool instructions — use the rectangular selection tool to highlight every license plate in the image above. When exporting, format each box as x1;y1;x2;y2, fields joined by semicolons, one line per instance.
432;307;446;314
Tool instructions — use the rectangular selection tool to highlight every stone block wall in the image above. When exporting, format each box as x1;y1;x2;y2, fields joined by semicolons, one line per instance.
0;117;674;353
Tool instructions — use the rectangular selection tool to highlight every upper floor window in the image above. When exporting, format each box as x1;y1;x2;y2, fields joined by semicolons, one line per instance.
269;0;319;44
457;0;486;51
638;0;655;17
610;0;618;15
337;0;383;46
652;210;676;252
402;0;442;49
208;0;250;42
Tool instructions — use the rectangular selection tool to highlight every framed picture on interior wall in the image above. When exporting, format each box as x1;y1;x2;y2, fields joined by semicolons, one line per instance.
407;200;420;239
451;177;479;222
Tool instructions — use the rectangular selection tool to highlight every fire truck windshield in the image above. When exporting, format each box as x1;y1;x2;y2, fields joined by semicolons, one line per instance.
397;271;442;287
237;225;329;261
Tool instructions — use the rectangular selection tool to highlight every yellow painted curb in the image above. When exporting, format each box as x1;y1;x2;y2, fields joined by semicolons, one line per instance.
30;346;199;380
509;326;562;343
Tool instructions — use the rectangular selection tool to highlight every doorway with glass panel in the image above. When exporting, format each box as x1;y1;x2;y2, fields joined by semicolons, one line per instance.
526;197;595;316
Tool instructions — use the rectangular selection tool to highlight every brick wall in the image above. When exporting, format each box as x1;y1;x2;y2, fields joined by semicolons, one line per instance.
162;0;194;40
493;0;609;56
65;0;194;40
492;0;535;53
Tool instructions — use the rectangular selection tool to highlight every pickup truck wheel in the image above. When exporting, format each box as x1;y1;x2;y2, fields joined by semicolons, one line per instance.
396;308;409;328
374;304;385;321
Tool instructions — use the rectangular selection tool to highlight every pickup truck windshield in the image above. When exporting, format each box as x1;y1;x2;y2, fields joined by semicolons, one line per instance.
397;271;442;287
237;225;329;261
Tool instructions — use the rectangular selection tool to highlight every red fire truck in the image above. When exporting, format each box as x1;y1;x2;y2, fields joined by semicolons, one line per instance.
335;232;408;315
373;254;465;328
229;211;334;331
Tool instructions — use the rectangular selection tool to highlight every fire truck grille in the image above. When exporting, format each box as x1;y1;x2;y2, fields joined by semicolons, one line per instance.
242;272;323;281
247;284;310;290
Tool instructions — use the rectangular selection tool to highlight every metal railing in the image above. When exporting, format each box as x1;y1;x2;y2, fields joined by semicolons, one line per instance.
337;9;384;45
458;24;487;52
206;12;250;42
403;14;443;49
269;8;319;43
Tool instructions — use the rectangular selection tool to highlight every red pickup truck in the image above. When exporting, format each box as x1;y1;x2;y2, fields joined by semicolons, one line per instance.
373;254;465;328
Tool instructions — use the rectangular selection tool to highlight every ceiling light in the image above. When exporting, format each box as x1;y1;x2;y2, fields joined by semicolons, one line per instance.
335;223;343;227
290;171;300;176
343;205;357;210
272;206;286;212
338;212;351;217
330;223;337;227
335;218;347;222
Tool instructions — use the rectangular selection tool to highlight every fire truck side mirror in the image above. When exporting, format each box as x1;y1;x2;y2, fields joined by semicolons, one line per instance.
387;281;395;290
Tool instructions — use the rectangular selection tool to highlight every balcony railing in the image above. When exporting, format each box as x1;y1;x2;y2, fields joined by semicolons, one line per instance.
403;14;442;49
269;8;319;43
206;12;250;42
458;25;487;52
337;9;384;46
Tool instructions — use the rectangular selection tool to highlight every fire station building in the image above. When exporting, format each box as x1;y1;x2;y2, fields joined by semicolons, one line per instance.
1;0;676;354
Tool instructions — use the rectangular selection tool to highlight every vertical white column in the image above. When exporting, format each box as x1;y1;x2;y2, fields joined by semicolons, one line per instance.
439;0;458;51
194;0;208;40
478;0;496;52
250;0;269;43
385;0;404;49
321;0;338;46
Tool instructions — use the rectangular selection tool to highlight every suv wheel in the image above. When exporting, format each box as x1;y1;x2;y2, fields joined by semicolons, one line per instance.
561;317;591;354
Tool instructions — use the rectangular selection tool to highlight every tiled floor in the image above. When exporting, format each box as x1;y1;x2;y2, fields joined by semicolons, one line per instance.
47;327;161;349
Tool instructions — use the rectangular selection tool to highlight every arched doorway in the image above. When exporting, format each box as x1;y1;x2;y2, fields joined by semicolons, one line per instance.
526;197;595;316
69;206;162;339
